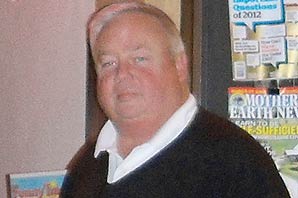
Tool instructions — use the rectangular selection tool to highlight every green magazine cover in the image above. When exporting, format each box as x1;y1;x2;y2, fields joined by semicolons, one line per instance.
228;86;298;197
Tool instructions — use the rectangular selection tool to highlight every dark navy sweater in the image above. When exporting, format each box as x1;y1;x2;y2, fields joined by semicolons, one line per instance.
60;107;290;198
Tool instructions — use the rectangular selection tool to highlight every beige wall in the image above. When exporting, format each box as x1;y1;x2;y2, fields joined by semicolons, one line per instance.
0;0;93;196
144;0;181;29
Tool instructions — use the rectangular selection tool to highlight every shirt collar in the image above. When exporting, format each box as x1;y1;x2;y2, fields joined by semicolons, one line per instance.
94;94;197;158
147;94;197;150
94;120;118;157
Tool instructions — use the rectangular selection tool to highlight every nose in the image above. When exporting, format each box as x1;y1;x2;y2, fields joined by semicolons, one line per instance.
115;60;133;81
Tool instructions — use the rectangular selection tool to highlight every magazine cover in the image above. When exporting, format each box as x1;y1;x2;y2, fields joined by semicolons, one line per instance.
6;169;66;198
228;86;298;197
228;0;298;81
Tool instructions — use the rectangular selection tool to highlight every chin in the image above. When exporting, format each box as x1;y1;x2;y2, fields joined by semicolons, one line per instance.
116;109;143;120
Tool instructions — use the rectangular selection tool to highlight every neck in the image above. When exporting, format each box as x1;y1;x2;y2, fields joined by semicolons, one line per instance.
114;92;190;157
115;116;165;157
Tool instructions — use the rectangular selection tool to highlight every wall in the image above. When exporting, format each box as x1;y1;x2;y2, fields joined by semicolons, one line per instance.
0;0;93;196
144;0;181;29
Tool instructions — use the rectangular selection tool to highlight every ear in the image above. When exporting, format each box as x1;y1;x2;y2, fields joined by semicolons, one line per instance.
175;52;189;84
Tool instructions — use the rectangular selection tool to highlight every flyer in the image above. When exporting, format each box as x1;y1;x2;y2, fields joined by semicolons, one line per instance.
229;0;298;81
228;86;298;197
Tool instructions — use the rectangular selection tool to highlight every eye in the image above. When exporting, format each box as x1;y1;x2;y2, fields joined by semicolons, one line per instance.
98;55;118;69
135;56;146;62
102;61;117;68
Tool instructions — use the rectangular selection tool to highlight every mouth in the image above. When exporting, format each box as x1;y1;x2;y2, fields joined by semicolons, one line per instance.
116;92;138;101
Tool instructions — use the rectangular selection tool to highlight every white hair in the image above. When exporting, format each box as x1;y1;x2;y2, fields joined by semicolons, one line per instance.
87;1;185;58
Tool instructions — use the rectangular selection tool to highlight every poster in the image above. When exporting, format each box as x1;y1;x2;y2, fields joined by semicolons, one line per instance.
228;86;298;197
229;0;298;81
6;170;66;198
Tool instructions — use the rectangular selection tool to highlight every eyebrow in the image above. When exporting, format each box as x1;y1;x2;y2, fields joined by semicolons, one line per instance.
130;44;152;53
95;49;109;56
95;43;151;57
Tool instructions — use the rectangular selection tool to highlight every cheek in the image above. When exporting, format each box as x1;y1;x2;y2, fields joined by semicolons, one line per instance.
96;77;114;106
144;70;181;100
140;73;166;98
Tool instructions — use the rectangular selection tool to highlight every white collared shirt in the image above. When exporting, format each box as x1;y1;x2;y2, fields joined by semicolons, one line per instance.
94;94;198;183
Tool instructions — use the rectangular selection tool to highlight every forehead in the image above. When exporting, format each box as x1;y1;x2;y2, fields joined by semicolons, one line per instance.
94;12;169;51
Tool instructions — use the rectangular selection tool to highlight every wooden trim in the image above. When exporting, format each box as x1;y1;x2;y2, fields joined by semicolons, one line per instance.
85;44;107;138
181;0;202;98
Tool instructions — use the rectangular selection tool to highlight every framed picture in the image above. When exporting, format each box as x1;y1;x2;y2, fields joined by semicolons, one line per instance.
6;169;66;198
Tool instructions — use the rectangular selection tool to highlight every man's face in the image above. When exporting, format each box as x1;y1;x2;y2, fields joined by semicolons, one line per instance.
92;12;188;125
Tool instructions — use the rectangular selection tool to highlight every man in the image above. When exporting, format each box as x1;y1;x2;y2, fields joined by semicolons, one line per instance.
60;2;290;197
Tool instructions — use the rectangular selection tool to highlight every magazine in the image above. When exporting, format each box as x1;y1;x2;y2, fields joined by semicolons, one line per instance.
228;86;298;197
6;169;66;198
229;1;298;81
